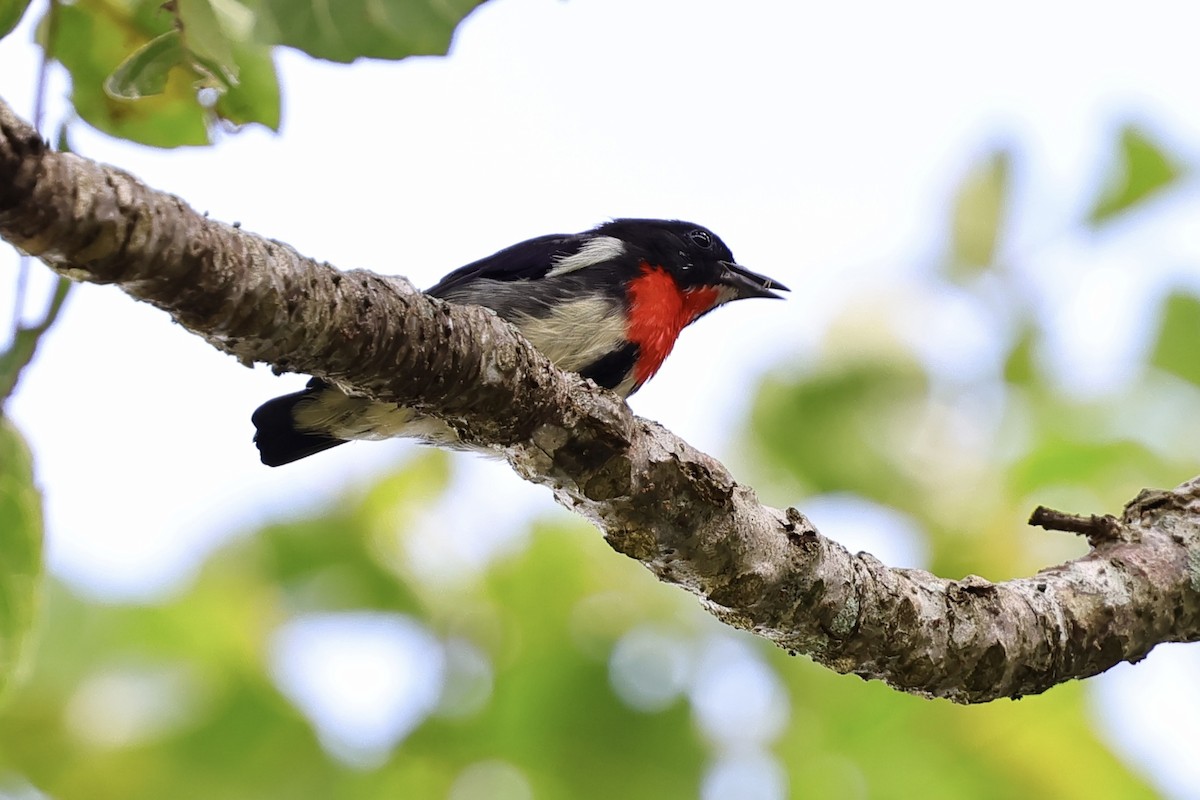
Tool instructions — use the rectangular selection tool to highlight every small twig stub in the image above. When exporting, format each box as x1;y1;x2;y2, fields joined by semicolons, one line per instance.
1029;505;1123;543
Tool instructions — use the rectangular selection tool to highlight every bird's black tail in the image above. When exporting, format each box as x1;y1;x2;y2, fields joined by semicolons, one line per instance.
251;384;347;467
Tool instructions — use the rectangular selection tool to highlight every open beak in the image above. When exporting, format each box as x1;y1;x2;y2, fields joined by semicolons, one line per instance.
718;261;789;300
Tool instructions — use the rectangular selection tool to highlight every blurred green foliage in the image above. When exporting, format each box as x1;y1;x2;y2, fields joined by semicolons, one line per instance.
0;0;32;40
24;0;487;146
1151;293;1200;387
0;452;710;799
251;0;487;63
1088;126;1184;225
0;449;1158;799
753;361;932;515
948;149;1010;277
774;653;1155;800
0;419;42;701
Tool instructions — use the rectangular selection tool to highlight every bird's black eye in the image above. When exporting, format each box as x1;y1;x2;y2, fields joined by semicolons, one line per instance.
689;229;713;249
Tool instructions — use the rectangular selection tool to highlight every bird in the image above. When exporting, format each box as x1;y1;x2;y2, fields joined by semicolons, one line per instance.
252;218;788;466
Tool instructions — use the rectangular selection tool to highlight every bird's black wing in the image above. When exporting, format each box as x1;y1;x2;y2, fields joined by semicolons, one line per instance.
426;233;582;298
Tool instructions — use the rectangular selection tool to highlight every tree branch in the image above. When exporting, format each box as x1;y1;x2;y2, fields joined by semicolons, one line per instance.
2;95;1198;703
1029;505;1124;546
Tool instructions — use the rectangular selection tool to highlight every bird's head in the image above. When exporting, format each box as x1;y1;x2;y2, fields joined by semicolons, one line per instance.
579;219;788;388
596;218;787;312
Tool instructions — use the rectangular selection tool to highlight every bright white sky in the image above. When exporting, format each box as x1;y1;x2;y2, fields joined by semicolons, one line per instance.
3;0;1200;795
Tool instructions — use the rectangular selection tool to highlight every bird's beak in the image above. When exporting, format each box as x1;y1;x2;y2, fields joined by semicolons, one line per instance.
718;261;789;300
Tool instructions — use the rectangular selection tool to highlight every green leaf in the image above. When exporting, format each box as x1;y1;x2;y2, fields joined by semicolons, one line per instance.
213;40;280;130
0;0;34;40
251;0;489;63
947;149;1010;278
177;0;239;86
1150;292;1200;386
51;1;210;147
105;30;186;100
1087;125;1185;225
0;418;44;699
1003;323;1038;387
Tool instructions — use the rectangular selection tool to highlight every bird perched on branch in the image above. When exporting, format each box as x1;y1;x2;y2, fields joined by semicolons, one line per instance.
252;218;788;466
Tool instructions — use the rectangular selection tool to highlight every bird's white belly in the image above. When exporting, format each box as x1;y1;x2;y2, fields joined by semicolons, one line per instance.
294;393;458;443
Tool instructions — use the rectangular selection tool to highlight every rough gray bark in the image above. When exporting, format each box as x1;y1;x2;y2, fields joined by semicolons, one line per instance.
2;95;1198;703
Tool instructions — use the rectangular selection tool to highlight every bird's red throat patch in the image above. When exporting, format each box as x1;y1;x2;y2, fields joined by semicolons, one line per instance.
627;263;719;385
